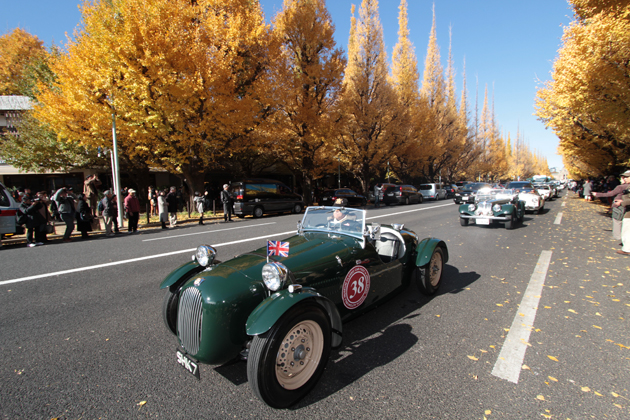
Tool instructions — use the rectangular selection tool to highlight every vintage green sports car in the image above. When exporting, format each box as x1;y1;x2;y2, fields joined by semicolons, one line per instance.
458;188;525;229
160;206;449;408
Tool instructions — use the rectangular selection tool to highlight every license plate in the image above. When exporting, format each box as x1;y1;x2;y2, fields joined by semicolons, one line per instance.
176;350;200;379
387;193;394;196
476;218;490;225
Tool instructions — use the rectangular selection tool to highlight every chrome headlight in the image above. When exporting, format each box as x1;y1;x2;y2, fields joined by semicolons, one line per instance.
492;204;502;212
195;245;217;267
262;262;288;292
468;204;476;212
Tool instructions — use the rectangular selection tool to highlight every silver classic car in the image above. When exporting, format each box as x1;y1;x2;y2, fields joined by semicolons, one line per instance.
459;188;525;229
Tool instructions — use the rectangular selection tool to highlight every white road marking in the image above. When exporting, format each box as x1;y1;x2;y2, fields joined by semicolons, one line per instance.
491;250;553;383
554;212;563;225
367;202;455;220
142;222;277;242
0;203;454;286
0;230;295;286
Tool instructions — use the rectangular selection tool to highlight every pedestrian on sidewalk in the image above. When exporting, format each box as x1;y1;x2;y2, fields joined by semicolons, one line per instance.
158;189;168;229
166;186;178;227
221;184;233;222
193;191;205;225
592;170;630;241
53;187;76;242
76;194;93;239
614;188;630;256
101;190;115;237
18;194;45;247
124;189;140;233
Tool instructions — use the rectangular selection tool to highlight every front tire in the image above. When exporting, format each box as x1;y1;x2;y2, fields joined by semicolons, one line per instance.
162;290;179;335
505;212;515;229
253;206;264;218
460;217;469;226
292;203;303;214
247;303;331;408
415;247;445;295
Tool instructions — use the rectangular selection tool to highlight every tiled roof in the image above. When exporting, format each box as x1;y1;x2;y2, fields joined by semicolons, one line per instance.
0;95;32;111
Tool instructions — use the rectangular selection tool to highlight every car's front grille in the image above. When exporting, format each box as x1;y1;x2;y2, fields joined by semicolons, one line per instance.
177;287;203;355
475;202;493;216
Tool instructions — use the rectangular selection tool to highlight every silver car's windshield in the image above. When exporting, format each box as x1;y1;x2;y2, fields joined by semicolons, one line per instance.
300;206;366;239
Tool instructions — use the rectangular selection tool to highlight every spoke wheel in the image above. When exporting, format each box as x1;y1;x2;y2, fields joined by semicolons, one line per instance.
248;304;331;408
415;247;445;295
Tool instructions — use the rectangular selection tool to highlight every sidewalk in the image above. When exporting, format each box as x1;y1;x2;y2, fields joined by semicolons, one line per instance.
1;211;227;247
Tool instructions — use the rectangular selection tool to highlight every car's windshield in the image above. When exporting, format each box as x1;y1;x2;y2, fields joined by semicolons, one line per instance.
506;182;533;190
464;183;491;191
300;206;366;239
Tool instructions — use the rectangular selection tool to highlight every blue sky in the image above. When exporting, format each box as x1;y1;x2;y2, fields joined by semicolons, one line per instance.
2;0;573;170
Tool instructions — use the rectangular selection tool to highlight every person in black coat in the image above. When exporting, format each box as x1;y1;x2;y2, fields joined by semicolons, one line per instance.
18;195;46;247
76;194;93;239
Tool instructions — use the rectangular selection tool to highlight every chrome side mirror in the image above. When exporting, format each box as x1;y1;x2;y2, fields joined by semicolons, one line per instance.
297;221;303;234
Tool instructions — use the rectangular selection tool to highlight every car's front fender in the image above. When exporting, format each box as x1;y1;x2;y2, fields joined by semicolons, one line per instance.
415;237;449;267
246;287;343;348
159;260;204;292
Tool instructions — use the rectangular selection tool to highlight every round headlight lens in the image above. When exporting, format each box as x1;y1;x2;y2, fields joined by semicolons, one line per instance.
195;245;217;267
493;204;502;212
468;204;476;212
262;262;288;291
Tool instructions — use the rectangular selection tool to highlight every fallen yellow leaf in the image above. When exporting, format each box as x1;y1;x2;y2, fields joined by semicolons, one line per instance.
536;395;545;401
548;376;558;382
594;391;603;396
568;309;577;314
547;355;559;362
496;304;503;307
593;325;602;329
581;386;591;392
485;410;491;415
522;365;530;370
137;401;147;407
467;355;478;361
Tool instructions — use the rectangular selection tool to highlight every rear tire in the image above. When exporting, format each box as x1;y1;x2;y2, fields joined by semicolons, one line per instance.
415;247;445;295
253;206;264;218
292;203;303;214
247;303;331;408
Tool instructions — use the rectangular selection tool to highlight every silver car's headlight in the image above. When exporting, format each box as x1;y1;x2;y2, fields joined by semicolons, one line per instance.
195;245;217;267
468;204;476;212
262;262;288;291
493;204;502;212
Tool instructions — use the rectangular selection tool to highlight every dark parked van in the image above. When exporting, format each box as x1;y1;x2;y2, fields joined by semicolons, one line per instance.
232;179;305;218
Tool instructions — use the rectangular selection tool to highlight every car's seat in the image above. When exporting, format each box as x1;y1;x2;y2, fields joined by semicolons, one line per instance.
374;232;400;263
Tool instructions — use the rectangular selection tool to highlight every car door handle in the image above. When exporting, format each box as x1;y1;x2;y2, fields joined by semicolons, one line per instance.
355;259;370;265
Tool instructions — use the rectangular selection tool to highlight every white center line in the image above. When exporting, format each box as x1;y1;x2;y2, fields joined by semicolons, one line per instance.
0;230;295;286
492;250;553;383
142;222;277;242
554;212;563;225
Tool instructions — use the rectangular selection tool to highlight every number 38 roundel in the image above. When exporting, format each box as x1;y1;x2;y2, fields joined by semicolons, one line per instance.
342;265;371;310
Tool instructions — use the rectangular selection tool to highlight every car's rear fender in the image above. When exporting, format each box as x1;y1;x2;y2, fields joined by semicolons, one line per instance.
159;260;205;292
415;238;449;267
246;287;343;348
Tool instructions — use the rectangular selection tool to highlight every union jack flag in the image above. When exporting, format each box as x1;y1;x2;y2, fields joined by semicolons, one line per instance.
267;240;290;257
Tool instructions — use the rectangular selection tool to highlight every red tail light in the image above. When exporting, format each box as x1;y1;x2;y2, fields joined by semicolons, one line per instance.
237;194;243;200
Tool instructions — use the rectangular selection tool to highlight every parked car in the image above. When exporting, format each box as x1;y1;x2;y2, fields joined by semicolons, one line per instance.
0;181;20;236
160;206;449;408
458;188;525;229
453;182;492;204
446;184;458;198
505;181;545;213
319;188;367;207
232;179;305;218
418;183;447;200
380;184;423;205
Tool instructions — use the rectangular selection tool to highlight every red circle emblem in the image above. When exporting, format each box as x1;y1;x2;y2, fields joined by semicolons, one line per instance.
342;265;371;310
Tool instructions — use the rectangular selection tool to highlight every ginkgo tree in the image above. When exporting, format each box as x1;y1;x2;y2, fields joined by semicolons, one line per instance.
536;0;630;176
268;0;346;205
35;0;275;197
0;28;47;95
335;0;401;194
